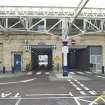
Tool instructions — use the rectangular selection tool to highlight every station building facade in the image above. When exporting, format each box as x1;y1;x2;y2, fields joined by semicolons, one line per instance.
0;7;104;73
0;32;104;73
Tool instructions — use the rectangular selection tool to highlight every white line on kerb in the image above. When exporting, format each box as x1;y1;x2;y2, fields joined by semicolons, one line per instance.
15;98;21;105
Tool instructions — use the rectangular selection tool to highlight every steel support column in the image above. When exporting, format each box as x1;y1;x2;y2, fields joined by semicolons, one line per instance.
62;18;69;76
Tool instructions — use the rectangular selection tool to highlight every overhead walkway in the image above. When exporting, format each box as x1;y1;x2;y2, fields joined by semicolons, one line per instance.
0;6;105;35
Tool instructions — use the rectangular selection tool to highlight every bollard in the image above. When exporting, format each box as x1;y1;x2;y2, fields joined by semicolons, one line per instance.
102;66;104;74
12;66;15;74
3;66;5;74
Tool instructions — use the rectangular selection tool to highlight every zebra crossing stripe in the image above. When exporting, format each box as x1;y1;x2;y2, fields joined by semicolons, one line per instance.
86;71;92;74
83;87;90;91
45;72;50;75
36;72;42;75
77;72;84;74
88;91;96;95
70;72;75;74
80;91;87;95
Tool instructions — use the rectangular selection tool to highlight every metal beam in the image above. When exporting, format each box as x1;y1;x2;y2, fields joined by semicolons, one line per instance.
0;6;105;19
29;19;44;30
86;20;100;31
73;23;83;32
47;19;62;32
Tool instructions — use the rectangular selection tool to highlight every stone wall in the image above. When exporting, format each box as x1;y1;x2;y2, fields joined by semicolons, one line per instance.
0;34;105;71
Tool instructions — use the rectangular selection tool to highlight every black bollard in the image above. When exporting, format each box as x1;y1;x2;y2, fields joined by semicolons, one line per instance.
102;66;104;74
12;66;15;74
3;66;5;74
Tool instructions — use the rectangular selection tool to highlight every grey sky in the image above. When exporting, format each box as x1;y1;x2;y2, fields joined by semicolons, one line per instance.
0;0;104;8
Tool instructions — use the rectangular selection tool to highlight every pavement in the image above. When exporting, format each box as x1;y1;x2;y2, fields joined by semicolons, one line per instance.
0;72;27;78
0;70;105;105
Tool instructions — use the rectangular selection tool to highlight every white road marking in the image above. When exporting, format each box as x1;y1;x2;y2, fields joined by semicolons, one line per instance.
15;98;21;105
76;87;82;91
76;81;81;84
70;81;74;84
97;75;105;78
68;79;71;82
70;72;75;74
83;87;90;91
73;84;78;87
74;79;78;82
74;97;81;105
14;93;20;98
88;91;96;95
26;94;69;96
0;78;36;85
80;91;87;95
1;92;12;98
86;71;92;74
21;78;36;83
69;92;74;96
79;84;85;87
36;72;42;75
74;79;89;91
45;72;50;75
0;95;101;99
79;98;93;103
77;72;84;75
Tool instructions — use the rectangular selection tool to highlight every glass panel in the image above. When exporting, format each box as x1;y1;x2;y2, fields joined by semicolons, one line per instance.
96;64;102;70
90;46;102;55
90;55;95;64
96;55;101;64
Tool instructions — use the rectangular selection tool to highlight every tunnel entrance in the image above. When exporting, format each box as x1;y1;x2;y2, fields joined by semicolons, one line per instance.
68;47;89;71
31;46;53;72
